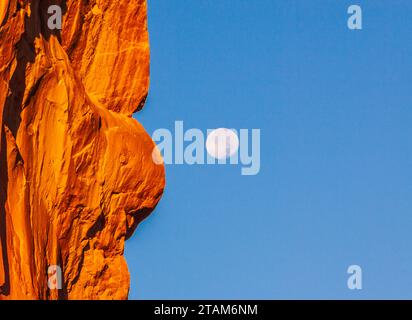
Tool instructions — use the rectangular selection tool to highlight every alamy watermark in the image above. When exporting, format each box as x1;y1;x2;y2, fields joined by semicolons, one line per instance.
151;121;261;176
48;265;63;290
347;265;362;290
47;5;62;30
347;4;362;30
45;3;364;32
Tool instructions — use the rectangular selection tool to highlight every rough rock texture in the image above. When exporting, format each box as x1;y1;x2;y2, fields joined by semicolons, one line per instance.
0;0;165;299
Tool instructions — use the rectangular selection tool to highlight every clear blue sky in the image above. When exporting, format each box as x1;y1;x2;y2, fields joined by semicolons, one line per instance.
126;0;412;299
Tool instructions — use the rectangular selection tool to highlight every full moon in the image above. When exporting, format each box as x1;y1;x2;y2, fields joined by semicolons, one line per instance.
206;128;239;160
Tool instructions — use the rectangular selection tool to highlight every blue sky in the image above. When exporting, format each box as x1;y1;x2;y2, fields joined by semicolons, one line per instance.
125;0;412;299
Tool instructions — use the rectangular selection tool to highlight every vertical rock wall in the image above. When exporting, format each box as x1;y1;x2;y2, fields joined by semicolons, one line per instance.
0;0;165;300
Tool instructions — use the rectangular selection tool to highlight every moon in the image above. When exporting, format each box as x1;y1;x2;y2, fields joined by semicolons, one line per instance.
206;128;239;160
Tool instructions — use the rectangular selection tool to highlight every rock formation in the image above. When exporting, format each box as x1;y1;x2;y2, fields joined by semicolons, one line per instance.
0;0;165;299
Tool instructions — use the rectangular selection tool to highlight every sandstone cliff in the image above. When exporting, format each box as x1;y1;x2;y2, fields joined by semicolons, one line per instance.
0;0;165;299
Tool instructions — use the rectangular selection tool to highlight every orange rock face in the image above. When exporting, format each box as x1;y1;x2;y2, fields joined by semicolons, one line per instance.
0;0;165;299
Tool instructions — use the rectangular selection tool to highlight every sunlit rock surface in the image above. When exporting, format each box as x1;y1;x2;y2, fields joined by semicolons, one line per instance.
0;0;165;299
